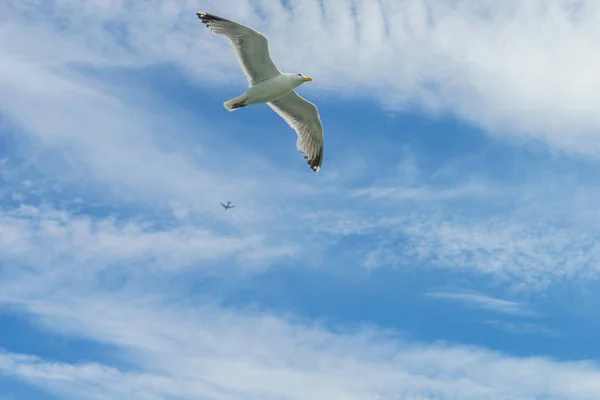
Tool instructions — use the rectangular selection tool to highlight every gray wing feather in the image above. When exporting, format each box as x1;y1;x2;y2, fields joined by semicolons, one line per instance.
197;12;281;86
268;91;324;172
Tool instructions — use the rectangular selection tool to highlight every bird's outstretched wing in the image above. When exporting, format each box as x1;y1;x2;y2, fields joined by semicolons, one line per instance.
268;91;324;172
197;12;281;86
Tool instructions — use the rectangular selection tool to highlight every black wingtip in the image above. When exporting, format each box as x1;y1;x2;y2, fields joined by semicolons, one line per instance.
306;151;323;172
196;11;226;25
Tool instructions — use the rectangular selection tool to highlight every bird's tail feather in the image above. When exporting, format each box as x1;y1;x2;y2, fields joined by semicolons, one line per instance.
223;94;249;111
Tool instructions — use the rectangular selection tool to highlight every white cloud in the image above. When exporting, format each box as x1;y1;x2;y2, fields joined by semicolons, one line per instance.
4;2;600;399
0;59;255;211
0;18;341;228
0;195;596;399
294;195;600;289
425;291;535;316
0;204;298;279
2;0;600;290
4;0;600;155
1;295;600;400
0;198;596;400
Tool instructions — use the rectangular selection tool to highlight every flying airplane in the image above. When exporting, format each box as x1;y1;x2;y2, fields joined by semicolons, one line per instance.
221;201;235;210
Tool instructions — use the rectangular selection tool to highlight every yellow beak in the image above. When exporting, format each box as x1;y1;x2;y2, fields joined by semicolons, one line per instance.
303;76;313;82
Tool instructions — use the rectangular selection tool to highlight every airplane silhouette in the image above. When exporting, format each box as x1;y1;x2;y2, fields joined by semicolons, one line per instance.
221;201;235;210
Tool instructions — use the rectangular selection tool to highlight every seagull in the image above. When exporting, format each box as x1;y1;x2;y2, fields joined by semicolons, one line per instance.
196;11;324;172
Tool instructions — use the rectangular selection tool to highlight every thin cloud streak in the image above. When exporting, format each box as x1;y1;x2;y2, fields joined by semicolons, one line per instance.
485;320;560;337
426;291;536;316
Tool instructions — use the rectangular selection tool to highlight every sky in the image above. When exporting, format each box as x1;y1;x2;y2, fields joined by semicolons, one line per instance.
3;0;600;399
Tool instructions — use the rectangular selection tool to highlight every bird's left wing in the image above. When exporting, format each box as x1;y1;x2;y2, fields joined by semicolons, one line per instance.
197;12;281;86
268;91;324;172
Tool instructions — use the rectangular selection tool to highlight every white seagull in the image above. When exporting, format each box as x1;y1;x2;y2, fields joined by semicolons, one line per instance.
197;11;324;172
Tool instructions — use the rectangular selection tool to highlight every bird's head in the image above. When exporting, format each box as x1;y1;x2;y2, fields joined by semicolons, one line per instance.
294;73;313;84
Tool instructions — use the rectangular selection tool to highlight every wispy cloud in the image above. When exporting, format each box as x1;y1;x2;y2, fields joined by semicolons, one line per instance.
3;2;600;399
425;291;536;316
485;320;559;337
4;0;600;155
353;181;501;202
2;0;600;291
302;192;600;289
0;204;298;279
0;196;596;399
1;295;600;400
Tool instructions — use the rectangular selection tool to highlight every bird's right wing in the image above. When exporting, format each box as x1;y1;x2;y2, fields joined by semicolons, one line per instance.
197;12;281;86
268;91;324;172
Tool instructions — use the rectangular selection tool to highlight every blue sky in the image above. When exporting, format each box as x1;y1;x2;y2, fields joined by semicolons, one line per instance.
3;0;600;399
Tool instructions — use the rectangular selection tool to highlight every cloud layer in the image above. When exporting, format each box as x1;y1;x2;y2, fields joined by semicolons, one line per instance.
5;0;600;154
2;292;600;400
3;1;600;399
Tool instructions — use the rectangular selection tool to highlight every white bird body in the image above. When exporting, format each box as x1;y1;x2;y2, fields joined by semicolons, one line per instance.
197;11;324;172
247;74;305;104
224;73;306;109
